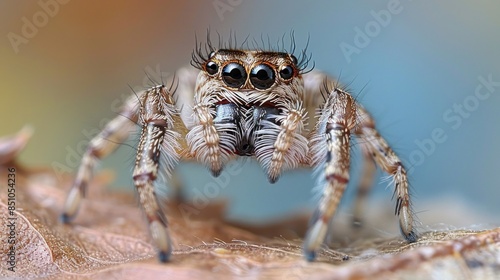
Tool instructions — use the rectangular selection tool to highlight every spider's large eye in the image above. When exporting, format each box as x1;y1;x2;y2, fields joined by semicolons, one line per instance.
222;62;247;88
250;64;275;90
205;61;218;75
279;65;294;80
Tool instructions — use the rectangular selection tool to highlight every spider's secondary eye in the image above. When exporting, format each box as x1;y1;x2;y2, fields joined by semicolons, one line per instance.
291;55;298;65
222;62;247;88
279;65;294;80
205;61;218;75
250;64;275;90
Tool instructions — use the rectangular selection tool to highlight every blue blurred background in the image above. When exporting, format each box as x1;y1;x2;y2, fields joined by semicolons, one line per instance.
1;1;499;229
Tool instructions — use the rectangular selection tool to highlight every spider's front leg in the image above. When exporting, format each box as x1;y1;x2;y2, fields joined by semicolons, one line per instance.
62;84;186;262
304;87;357;261
303;79;418;261
132;85;186;262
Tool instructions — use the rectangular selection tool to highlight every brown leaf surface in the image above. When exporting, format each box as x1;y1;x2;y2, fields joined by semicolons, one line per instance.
0;131;499;279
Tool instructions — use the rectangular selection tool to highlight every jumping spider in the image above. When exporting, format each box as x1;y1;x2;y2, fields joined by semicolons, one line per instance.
61;38;417;262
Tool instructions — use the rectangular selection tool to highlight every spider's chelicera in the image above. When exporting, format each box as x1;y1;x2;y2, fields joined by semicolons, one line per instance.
61;38;417;263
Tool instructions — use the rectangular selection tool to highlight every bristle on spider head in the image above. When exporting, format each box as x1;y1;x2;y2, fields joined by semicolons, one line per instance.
190;30;314;74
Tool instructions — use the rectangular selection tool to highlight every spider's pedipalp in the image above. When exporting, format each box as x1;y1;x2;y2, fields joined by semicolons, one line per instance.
254;102;309;183
187;100;239;176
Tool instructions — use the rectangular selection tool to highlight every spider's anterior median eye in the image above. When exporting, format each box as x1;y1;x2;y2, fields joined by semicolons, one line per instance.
279;65;294;80
250;64;275;90
205;61;218;75
222;62;247;88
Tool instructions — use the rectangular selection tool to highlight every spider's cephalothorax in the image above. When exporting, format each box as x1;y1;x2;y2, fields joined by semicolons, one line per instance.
188;49;309;183
61;43;418;263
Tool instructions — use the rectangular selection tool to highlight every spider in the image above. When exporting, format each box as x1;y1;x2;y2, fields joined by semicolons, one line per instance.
61;36;417;263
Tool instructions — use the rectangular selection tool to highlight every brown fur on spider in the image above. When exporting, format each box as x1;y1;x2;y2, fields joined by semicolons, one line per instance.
61;36;417;263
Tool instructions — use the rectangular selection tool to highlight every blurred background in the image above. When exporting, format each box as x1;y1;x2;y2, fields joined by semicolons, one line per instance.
1;1;499;233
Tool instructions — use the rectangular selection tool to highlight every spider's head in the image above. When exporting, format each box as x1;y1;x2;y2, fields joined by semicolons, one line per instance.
203;49;299;90
189;47;312;180
193;49;305;107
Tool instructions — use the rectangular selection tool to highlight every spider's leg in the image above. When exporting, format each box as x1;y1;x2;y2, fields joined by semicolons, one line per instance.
355;106;417;243
132;85;185;262
61;93;140;223
351;152;376;227
304;86;357;261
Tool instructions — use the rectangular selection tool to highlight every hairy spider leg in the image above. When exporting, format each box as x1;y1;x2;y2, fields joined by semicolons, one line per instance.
302;74;417;261
132;85;183;262
355;106;417;242
304;87;357;261
62;84;187;262
61;94;141;223
351;152;376;227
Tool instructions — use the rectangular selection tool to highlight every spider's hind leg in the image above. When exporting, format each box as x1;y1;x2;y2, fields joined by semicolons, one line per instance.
351;152;376;227
354;106;417;243
61;93;141;223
